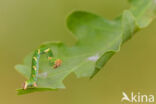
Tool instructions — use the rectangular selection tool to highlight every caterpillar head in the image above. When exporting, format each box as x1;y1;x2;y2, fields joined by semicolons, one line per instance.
53;59;62;68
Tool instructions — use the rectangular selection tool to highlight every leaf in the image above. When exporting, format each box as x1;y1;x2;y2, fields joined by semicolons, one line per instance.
16;88;57;95
15;0;156;94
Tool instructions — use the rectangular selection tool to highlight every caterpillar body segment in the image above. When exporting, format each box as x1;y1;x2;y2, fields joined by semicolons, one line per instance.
23;47;62;90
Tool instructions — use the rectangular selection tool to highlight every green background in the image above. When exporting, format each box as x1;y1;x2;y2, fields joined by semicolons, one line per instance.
0;0;156;103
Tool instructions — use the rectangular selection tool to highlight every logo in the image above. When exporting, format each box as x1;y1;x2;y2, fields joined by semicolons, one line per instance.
121;92;154;103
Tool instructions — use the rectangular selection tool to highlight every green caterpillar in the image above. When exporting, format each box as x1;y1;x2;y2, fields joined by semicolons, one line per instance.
23;47;62;90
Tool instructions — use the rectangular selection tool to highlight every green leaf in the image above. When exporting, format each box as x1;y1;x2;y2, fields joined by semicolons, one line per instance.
16;88;57;95
15;0;156;94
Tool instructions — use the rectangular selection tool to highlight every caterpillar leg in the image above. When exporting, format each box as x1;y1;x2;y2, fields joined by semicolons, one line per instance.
33;82;37;87
23;80;37;90
23;81;27;90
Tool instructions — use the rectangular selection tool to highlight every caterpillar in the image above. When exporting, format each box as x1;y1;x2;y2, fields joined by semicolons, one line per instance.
23;47;62;90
